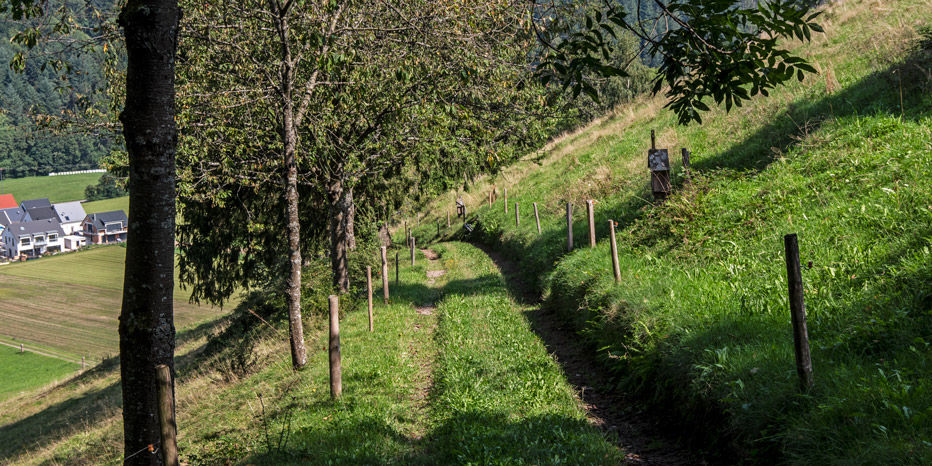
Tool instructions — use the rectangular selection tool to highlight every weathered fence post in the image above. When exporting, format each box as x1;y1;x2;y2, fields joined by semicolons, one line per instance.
515;202;520;227
366;266;373;332
784;233;814;390
20;343;23;353
566;202;574;252
404;220;408;244
155;364;179;466
447;210;450;227
329;295;342;399
411;237;416;266
533;203;541;234
681;148;692;183
609;220;621;283
381;246;389;304
587;200;596;248
504;188;508;213
82;356;85;369
395;252;399;285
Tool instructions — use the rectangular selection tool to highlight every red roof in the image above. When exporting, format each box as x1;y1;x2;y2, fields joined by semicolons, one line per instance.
0;194;16;209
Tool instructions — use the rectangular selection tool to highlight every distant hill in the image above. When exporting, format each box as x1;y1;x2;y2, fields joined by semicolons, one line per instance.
0;0;118;178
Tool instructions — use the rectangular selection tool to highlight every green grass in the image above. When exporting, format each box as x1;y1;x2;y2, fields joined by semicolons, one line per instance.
409;1;932;463
83;196;128;215
0;348;79;401
0;173;102;204
0;246;227;360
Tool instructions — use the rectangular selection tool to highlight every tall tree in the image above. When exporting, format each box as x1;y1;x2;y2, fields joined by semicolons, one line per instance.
116;0;179;464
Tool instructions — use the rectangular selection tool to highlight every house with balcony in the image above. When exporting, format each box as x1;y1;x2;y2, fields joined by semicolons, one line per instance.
1;218;65;259
81;210;128;244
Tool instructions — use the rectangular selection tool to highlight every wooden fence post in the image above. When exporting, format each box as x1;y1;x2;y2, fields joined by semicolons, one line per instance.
404;220;408;244
784;233;814;390
82;356;85;369
20;343;23;353
411;237;416;266
155;364;179;466
366;266;373;332
381;246;389;304
682;148;692;183
329;295;342;399
504;188;508;213
609;220;621;283
587;200;596;248
447;210;450;227
515;202;519;227
533;203;541;234
395;252;399;285
566;202;573;252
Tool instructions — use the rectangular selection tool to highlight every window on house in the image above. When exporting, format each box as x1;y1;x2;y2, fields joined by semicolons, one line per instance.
48;234;58;242
20;238;30;246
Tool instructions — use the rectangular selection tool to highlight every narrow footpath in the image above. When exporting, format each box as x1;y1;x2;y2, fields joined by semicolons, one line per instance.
474;242;718;466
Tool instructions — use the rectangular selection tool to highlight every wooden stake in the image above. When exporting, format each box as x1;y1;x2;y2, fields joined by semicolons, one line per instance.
381;247;389;304
784;234;814;390
82;356;85;369
20;343;23;353
533;203;541;234
587;200;596;248
328;295;342;399
366;266;373;332
155;364;179;466
447;210;450;227
566;202;573;252
395;252;399;285
515;202;519;227
609;220;621;283
504;188;508;213
411;237;416;266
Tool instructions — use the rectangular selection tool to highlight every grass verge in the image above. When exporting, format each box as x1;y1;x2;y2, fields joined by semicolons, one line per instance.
0;348;78;401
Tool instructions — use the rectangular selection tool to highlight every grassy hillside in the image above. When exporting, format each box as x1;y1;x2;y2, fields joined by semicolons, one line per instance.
0;246;226;360
0;173;102;204
411;0;932;463
83;196;128;215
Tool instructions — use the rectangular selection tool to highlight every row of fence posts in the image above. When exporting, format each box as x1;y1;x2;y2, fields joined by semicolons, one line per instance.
152;240;425;465
425;132;813;392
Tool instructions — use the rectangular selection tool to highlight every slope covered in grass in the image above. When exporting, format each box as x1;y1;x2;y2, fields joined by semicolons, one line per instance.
411;0;932;463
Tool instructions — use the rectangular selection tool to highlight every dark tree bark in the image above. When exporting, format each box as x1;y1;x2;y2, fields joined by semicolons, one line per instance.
117;1;179;464
345;187;356;251
328;178;351;292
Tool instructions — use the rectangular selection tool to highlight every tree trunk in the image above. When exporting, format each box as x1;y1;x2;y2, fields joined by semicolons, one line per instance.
345;186;356;251
273;3;307;370
117;1;179;464
328;178;351;292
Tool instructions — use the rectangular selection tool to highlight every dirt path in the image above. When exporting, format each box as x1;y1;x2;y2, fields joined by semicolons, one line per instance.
408;248;444;441
473;243;715;466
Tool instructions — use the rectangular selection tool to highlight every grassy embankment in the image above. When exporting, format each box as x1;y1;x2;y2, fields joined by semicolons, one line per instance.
0;172;127;214
412;0;932;463
1;243;619;465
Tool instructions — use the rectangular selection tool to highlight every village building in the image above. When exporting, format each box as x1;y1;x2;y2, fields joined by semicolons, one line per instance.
1;218;65;259
82;210;128;244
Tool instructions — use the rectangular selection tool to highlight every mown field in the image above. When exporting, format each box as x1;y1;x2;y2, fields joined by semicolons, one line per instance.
411;0;932;463
0;347;78;402
0;246;227;360
1;173;102;204
83;196;128;215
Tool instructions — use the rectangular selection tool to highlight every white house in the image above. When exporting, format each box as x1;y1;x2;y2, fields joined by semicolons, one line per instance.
53;201;87;235
1;218;66;259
